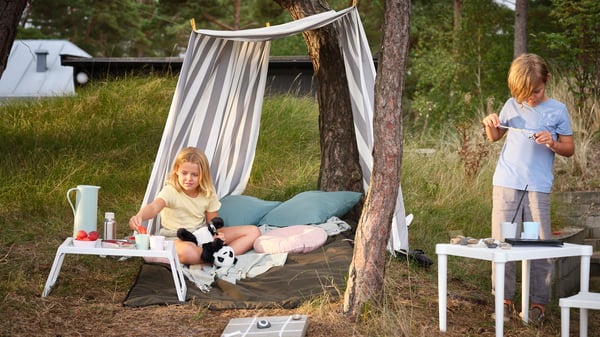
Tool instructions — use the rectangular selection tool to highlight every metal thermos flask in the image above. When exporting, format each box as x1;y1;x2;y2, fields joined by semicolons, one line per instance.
103;212;116;240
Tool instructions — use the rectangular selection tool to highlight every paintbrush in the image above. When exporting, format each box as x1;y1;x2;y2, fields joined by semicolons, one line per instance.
510;184;528;224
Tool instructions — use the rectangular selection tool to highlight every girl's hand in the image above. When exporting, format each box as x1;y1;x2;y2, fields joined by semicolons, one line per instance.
215;231;226;243
129;215;143;231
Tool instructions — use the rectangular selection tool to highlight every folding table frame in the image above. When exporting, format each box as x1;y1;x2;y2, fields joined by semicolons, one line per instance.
42;237;186;302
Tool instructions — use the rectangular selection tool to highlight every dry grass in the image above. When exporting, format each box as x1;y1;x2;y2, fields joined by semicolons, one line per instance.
2;77;599;337
550;77;600;191
4;244;599;337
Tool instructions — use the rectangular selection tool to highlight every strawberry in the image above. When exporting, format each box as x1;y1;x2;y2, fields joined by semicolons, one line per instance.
87;231;99;241
76;230;88;240
138;226;147;234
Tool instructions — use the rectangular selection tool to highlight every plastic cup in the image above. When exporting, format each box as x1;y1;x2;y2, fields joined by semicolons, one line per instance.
149;235;165;251
134;233;150;250
523;221;540;240
501;222;517;241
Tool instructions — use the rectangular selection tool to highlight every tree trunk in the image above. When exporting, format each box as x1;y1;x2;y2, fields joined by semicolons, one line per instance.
343;0;410;321
233;0;240;30
273;0;363;195
452;0;463;56
453;0;462;31
0;0;28;78
514;0;527;58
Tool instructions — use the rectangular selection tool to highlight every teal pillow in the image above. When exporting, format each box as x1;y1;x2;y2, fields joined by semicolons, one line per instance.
219;195;281;227
257;190;363;227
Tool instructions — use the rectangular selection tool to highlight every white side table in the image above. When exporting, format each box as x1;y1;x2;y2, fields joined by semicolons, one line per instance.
436;243;592;337
42;237;187;302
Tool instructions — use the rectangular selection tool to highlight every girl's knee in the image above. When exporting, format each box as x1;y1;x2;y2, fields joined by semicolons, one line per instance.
177;244;202;265
248;225;260;238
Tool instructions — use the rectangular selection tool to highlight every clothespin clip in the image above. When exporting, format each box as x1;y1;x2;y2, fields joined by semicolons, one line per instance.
190;18;196;31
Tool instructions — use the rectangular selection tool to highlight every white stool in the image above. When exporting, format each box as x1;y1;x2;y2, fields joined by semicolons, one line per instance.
560;292;600;337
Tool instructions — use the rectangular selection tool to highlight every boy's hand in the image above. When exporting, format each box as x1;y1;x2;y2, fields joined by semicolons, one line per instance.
482;114;500;128
533;130;554;148
482;113;505;142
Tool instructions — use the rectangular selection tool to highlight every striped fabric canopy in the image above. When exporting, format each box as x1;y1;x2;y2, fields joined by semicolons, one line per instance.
142;6;408;251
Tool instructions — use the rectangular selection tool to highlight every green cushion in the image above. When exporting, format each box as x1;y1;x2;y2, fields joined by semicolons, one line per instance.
219;195;281;227
257;190;362;227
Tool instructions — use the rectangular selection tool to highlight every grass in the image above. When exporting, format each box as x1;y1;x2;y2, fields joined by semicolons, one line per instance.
549;76;600;191
0;76;598;336
247;94;321;200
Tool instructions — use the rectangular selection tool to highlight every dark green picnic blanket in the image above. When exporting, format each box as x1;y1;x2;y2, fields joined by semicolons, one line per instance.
122;236;353;308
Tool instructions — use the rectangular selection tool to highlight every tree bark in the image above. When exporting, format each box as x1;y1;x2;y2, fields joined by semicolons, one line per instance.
273;0;363;196
452;0;463;57
453;0;462;31
0;0;28;78
233;0;240;30
514;0;528;58
343;0;410;321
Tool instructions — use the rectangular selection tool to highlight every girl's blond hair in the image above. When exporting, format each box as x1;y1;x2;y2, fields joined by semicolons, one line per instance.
507;53;549;104
166;146;216;198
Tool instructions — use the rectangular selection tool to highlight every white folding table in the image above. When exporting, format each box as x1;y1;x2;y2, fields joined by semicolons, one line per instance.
436;243;592;337
42;237;187;302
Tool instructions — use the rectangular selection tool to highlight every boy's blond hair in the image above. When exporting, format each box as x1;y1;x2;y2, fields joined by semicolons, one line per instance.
507;53;549;104
167;146;216;198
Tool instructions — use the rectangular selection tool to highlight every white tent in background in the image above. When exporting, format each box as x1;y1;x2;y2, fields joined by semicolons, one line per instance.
141;6;409;252
0;40;91;98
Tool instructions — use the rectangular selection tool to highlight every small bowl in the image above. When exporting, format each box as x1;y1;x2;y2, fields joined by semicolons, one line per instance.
73;239;98;248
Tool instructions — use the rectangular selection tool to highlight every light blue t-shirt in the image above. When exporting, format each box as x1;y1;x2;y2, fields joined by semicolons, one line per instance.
493;98;572;193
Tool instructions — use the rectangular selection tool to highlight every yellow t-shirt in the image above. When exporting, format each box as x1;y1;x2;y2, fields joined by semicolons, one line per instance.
157;184;221;231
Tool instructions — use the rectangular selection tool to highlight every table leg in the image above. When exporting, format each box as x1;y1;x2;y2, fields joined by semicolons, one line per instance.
521;259;530;323
438;253;448;332
494;261;505;337
560;305;570;337
168;253;187;302
581;308;588;337
42;248;66;297
580;255;590;293
175;258;186;299
580;255;591;337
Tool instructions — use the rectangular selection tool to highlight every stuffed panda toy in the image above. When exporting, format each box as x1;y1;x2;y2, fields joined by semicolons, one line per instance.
177;217;225;246
213;245;237;268
200;238;237;268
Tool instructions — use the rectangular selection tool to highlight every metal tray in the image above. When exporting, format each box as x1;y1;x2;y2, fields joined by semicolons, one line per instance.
505;238;563;247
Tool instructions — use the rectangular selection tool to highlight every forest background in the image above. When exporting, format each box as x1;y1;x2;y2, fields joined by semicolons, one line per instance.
16;0;600;157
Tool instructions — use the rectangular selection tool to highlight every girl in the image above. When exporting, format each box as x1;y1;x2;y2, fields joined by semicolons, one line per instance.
129;146;260;265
